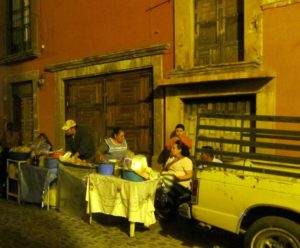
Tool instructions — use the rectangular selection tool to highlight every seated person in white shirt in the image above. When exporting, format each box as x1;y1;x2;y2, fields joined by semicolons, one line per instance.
155;141;193;220
200;145;223;167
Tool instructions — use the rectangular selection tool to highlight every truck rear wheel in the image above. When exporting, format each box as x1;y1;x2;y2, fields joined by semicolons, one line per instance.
244;216;300;248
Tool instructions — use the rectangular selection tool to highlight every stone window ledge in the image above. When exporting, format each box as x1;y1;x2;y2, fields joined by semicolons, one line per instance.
0;49;40;65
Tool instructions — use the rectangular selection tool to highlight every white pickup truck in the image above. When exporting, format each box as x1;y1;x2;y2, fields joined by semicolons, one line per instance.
180;114;300;248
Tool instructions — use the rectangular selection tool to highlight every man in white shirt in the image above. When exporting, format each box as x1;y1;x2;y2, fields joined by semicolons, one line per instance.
200;145;222;167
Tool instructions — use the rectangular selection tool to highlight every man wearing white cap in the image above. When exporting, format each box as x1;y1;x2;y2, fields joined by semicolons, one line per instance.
62;119;95;161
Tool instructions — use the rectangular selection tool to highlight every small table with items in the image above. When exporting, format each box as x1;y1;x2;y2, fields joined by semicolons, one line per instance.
6;159;28;204
86;173;160;237
18;164;58;209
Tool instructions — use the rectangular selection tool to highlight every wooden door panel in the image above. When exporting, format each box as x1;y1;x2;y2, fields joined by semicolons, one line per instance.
107;104;151;128
106;71;152;158
125;130;139;153
66;70;153;161
66;78;105;149
138;129;151;153
69;83;103;106
106;105;136;128
12;83;33;145
106;79;118;104
126;129;151;156
119;78;141;104
106;74;151;104
20;97;33;144
138;103;152;127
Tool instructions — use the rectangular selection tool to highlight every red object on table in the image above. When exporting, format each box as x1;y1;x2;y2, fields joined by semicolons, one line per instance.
50;151;65;158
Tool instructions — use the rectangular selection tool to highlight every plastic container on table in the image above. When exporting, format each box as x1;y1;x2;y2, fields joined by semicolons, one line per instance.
8;152;30;161
45;157;59;169
121;169;144;182
98;162;115;175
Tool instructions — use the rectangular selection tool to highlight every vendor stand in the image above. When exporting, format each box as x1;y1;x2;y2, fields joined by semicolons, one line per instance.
6;145;161;238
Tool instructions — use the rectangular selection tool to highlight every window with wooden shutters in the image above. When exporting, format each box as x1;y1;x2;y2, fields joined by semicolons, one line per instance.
9;0;31;54
0;0;39;64
194;0;244;66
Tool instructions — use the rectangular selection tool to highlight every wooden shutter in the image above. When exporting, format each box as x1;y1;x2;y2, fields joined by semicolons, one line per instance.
195;0;219;65
223;0;244;62
195;0;244;66
9;0;32;53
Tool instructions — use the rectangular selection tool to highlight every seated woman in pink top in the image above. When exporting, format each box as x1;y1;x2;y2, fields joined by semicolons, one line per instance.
166;124;192;151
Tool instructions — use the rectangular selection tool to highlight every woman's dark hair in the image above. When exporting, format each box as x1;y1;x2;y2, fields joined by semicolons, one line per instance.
111;127;124;138
39;133;53;151
175;140;190;157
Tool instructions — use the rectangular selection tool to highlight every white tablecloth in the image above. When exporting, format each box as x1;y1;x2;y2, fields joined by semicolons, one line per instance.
57;163;96;218
86;173;160;227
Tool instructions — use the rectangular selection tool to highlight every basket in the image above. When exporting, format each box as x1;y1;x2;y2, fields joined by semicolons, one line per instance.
121;169;144;182
8;152;30;161
98;163;115;175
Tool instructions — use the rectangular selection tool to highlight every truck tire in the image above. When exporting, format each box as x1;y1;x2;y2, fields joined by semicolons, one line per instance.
244;216;300;248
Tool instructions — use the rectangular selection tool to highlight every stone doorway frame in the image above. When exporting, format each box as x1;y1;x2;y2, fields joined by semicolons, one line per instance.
45;44;169;167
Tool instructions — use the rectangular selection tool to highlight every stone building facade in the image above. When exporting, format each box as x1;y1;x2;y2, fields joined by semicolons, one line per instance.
0;0;300;167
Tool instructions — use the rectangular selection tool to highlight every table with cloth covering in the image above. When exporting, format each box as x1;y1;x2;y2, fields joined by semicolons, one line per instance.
18;164;58;209
57;162;96;218
86;173;160;237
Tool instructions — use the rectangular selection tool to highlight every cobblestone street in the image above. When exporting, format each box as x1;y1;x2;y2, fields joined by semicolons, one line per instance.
0;199;242;248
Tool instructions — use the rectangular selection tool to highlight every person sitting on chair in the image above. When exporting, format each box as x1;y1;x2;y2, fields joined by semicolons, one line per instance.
31;133;53;156
200;145;222;167
156;140;193;220
162;140;193;189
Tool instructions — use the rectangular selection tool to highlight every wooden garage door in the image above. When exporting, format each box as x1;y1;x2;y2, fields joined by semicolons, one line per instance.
65;70;153;161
